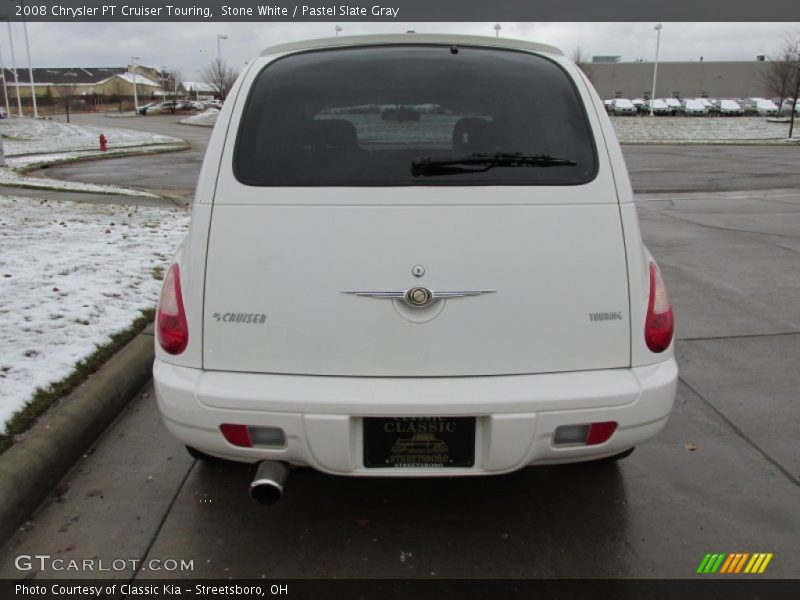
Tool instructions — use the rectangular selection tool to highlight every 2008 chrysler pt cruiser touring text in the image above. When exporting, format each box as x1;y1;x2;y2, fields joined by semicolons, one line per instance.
153;34;677;504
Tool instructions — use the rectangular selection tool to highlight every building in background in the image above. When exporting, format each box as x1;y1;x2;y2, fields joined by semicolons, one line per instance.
589;60;772;100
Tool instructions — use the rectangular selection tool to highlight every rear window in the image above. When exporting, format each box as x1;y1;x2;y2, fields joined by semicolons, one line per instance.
234;45;597;186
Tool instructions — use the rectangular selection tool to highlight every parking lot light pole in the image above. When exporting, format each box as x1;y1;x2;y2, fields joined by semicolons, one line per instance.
6;20;22;116
649;23;663;117
217;34;228;60
19;1;37;117
131;56;139;112
0;42;10;115
335;25;342;37
494;24;501;38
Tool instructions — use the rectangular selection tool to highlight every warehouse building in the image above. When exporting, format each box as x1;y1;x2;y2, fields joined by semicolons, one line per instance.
588;60;772;100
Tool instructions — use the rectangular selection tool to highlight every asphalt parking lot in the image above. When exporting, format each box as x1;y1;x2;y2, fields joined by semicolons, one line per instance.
1;116;798;579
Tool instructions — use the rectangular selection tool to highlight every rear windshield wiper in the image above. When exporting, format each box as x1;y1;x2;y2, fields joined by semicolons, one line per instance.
411;152;578;177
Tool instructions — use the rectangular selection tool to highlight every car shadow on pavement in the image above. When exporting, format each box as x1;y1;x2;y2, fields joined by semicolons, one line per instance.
152;458;628;578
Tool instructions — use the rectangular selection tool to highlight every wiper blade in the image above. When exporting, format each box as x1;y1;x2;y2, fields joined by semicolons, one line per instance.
411;152;578;177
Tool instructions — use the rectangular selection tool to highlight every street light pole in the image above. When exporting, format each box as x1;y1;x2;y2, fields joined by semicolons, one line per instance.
335;25;342;37
649;23;663;117
494;24;501;38
6;20;22;116
0;41;10;116
19;0;37;117
217;34;228;60
131;55;139;112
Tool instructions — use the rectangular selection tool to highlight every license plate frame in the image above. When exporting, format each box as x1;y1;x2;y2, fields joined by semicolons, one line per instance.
363;416;476;469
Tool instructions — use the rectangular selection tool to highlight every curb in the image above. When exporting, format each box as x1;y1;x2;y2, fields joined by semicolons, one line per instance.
0;325;155;543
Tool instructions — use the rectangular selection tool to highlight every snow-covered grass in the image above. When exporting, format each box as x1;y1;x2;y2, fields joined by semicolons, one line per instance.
179;109;219;127
0;195;189;432
612;116;800;144
6;144;187;172
0;166;160;198
0;117;183;156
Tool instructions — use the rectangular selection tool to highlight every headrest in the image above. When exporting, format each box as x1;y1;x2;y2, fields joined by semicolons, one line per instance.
300;119;359;150
452;117;496;153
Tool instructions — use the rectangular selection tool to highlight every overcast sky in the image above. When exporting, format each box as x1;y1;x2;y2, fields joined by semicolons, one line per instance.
2;22;799;79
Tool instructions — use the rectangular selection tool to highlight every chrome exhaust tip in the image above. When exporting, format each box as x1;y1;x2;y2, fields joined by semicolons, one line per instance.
250;461;289;505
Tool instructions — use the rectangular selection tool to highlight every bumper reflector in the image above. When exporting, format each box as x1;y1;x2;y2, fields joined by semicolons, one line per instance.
220;423;252;447
553;424;590;446
249;426;287;448
553;421;618;447
220;424;286;448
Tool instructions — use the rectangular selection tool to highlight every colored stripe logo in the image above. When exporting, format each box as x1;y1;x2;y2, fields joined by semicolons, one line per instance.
696;553;773;574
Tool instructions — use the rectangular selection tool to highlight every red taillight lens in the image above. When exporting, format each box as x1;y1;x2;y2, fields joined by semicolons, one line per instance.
220;424;252;447
645;261;674;353
156;263;189;355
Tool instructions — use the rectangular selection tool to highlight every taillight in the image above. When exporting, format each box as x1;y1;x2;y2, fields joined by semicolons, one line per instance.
645;261;674;353
157;263;188;354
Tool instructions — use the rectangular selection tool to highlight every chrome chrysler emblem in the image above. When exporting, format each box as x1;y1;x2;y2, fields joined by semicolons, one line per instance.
342;287;495;309
407;287;432;307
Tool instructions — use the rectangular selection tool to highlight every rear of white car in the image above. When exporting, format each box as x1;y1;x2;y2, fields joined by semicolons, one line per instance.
154;35;677;500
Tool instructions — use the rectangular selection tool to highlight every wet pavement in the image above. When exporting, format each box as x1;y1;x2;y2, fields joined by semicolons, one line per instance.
1;124;799;579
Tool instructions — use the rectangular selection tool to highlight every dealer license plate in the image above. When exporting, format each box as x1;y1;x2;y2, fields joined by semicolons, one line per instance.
363;417;476;468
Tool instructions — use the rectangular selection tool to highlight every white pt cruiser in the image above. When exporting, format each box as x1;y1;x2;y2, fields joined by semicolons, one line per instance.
154;34;678;504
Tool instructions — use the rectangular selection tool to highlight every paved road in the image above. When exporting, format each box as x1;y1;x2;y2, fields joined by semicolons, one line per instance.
46;114;211;202
623;145;800;193
2;122;799;579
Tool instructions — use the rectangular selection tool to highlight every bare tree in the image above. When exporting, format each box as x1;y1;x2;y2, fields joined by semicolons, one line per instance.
106;76;128;113
571;47;595;85
762;34;800;137
200;58;238;101
55;82;79;123
161;68;182;113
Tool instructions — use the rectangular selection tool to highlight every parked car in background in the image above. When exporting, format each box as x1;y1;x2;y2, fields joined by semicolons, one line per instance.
643;99;671;115
144;101;179;115
153;34;677;503
680;98;708;117
203;100;223;110
713;99;744;117
0;107;7;119
177;101;204;111
136;101;159;115
743;98;779;116
631;98;645;113
664;98;682;115
779;98;800;116
695;98;713;111
609;98;637;116
603;99;613;114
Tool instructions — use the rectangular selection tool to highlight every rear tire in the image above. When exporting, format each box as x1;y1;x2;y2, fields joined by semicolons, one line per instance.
601;447;635;462
186;445;217;462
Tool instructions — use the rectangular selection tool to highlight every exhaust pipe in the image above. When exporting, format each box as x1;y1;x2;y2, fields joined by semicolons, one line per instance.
250;460;289;505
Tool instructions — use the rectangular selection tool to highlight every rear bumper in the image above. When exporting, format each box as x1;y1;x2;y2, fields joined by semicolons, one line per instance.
154;359;678;476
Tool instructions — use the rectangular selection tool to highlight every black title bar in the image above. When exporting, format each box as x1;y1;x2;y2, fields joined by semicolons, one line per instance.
5;0;800;22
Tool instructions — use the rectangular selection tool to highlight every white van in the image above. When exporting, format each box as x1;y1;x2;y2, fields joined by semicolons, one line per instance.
154;35;677;504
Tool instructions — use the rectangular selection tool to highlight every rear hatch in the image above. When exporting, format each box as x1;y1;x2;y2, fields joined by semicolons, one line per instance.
202;43;630;377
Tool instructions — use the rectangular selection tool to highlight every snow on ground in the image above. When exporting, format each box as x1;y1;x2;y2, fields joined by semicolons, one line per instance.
5;144;187;172
179;109;219;127
0;166;160;198
612;116;800;144
0;117;182;156
0;195;189;432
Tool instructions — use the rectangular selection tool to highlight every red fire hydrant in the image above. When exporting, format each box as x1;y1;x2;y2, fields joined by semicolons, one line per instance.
99;133;107;152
